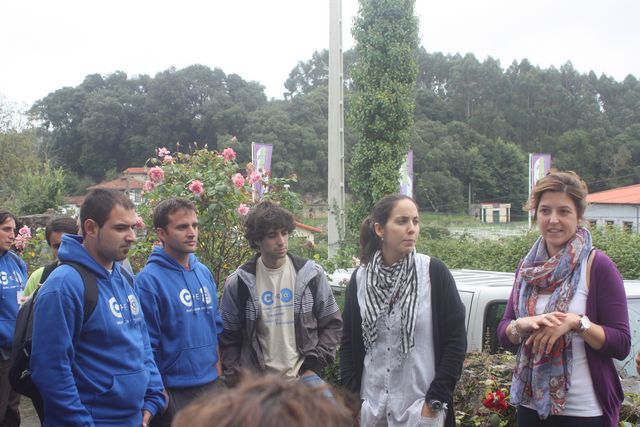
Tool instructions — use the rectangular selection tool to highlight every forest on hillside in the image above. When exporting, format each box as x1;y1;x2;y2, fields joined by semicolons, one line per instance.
2;48;640;216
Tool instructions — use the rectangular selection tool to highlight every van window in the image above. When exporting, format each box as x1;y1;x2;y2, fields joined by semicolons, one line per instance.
483;301;507;353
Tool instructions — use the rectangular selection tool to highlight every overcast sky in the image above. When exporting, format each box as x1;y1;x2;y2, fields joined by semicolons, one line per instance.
2;0;638;108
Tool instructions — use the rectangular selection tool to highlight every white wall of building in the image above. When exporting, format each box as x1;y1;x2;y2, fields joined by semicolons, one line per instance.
585;203;640;233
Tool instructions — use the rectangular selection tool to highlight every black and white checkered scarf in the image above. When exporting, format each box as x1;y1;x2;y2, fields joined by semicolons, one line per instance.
362;249;418;353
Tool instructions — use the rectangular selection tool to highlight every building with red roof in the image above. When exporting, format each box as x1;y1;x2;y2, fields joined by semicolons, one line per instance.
585;184;640;233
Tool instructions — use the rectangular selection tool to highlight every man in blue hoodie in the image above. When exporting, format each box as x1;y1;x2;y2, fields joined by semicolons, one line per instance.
136;198;223;427
31;189;166;427
0;211;26;427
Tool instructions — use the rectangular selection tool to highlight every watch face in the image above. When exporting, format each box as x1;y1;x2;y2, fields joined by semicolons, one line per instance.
580;316;591;331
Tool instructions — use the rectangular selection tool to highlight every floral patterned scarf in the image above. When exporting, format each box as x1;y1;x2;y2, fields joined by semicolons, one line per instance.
510;227;592;419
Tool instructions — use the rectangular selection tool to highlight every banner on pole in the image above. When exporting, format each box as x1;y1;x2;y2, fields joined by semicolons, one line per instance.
251;142;273;201
399;150;413;197
529;153;551;195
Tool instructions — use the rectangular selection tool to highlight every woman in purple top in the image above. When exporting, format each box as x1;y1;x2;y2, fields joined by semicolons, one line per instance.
497;170;630;427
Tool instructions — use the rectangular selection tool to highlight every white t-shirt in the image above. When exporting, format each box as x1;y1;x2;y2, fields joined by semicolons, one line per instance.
255;256;304;379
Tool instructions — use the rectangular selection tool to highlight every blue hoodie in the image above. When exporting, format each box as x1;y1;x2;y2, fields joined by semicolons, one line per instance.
136;247;223;388
0;250;27;352
31;235;166;427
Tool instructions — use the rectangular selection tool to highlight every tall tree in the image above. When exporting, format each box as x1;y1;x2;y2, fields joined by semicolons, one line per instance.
348;0;419;221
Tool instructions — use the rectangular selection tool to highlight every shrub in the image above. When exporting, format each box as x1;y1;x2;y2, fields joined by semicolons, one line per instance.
132;143;299;285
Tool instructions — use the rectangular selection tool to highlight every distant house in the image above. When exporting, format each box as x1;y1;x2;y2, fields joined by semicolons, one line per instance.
585;184;640;233
86;168;147;205
470;203;512;224
294;221;323;243
61;195;86;217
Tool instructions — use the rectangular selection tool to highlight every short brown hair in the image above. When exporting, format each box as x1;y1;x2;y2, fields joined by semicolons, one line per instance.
172;373;354;427
152;198;196;230
45;216;79;246
525;170;588;221
80;189;135;235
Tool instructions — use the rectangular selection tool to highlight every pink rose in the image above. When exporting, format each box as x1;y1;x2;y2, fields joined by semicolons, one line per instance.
14;226;31;250
237;203;249;216
162;155;174;164
232;173;245;188
222;147;236;161
135;216;145;229
188;179;204;195
18;226;31;238
148;166;164;183
248;171;262;185
157;147;170;157
143;180;156;192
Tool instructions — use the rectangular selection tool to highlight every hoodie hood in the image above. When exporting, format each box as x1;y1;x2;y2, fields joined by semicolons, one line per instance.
146;246;198;272
58;234;112;280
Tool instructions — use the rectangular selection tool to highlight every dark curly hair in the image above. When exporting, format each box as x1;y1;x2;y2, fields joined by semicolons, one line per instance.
244;201;296;250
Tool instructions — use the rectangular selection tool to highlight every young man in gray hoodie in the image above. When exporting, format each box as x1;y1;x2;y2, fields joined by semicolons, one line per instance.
219;201;341;387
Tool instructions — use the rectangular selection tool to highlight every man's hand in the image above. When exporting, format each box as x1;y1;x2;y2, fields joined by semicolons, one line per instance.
142;410;152;427
635;351;640;375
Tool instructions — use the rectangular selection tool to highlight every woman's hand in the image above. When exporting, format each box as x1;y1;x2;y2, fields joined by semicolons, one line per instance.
516;312;565;334
525;312;580;354
421;402;436;418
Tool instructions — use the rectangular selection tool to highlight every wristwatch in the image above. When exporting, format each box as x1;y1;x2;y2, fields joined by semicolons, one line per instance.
578;315;591;332
428;399;446;412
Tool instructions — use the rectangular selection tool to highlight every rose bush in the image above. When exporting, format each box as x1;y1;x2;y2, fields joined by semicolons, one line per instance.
131;142;300;286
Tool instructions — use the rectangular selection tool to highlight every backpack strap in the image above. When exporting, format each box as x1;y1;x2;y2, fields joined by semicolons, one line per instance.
39;262;59;285
120;266;134;288
61;262;98;323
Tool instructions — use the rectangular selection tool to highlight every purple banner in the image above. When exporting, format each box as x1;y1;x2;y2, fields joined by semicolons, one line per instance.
529;153;551;195
252;142;273;201
399;150;413;197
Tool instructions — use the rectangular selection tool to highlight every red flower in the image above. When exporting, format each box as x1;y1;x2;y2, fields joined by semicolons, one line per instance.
483;389;508;414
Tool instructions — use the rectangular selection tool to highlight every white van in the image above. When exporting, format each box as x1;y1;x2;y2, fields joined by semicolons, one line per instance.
452;268;640;378
330;268;640;378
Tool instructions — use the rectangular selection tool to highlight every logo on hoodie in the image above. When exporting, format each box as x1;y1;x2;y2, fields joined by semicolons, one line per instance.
179;289;193;307
109;297;123;318
202;287;211;305
128;294;140;316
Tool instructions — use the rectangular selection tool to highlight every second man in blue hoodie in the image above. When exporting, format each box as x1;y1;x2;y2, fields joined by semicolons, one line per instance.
136;198;224;427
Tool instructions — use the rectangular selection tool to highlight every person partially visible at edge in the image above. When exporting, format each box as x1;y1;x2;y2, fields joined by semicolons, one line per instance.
339;195;467;427
497;170;630;427
0;211;27;427
30;189;166;427
136;198;224;427
171;372;354;427
219;201;342;390
23;216;79;298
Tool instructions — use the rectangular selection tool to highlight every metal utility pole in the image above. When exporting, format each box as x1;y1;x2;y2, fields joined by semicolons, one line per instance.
327;0;345;258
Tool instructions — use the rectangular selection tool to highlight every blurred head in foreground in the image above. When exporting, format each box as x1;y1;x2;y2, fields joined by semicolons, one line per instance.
172;372;354;427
